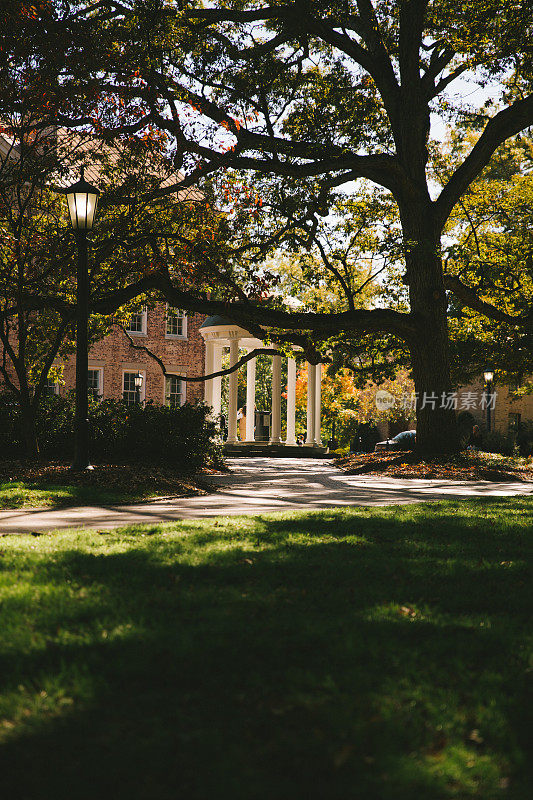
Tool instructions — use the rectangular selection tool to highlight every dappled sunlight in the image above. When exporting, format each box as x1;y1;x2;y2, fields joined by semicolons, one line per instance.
0;502;531;798
1;457;532;535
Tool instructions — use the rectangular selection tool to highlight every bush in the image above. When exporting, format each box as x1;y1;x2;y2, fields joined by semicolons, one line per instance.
457;410;477;448
482;430;514;456
0;392;222;470
516;421;533;457
0;393;20;457
89;399;222;469
481;424;533;458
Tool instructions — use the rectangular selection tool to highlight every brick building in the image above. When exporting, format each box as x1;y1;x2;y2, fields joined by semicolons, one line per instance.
51;304;207;406
1;125;207;408
458;375;533;438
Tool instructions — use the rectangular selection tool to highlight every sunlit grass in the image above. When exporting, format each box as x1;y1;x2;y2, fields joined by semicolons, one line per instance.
0;480;171;509
0;498;531;798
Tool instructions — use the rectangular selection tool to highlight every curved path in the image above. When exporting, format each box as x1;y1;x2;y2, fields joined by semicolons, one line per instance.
0;456;531;535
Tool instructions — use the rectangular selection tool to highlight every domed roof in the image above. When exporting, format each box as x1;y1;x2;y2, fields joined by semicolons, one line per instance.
200;314;238;329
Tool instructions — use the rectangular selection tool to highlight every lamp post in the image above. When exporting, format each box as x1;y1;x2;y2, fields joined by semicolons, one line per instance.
483;370;494;433
64;168;100;471
134;372;143;404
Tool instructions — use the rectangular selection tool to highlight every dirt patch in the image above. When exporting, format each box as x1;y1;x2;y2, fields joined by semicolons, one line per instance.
335;451;533;482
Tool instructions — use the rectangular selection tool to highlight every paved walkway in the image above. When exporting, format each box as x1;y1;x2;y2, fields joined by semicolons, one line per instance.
0;457;531;535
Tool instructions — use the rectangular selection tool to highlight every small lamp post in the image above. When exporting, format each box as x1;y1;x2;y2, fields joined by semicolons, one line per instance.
134;372;144;404
483;370;494;433
64;167;100;471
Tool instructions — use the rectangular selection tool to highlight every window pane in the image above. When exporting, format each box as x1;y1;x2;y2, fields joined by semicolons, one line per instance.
43;376;58;397
123;372;142;405
127;307;146;333
88;369;101;401
165;375;184;407
508;413;521;434
166;307;185;336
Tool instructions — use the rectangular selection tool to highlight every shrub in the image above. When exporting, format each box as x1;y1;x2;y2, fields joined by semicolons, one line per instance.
0;392;222;470
482;430;514;456
481;424;533;458
457;410;477;448
335;409;379;450
0;393;20;457
516;421;533;457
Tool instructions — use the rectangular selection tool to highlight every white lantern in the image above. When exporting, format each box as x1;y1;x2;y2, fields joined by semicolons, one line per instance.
64;167;100;230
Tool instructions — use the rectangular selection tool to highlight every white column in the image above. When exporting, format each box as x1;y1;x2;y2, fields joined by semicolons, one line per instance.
286;357;296;445
270;353;282;443
306;362;316;445
204;340;214;407
211;345;222;419
245;350;256;442
314;363;322;445
227;339;239;444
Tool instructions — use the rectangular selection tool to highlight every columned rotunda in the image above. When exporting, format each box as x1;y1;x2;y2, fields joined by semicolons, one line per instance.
199;316;326;453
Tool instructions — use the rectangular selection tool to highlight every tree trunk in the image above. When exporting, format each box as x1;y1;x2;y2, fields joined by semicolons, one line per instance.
20;398;40;459
409;311;460;454
403;213;460;455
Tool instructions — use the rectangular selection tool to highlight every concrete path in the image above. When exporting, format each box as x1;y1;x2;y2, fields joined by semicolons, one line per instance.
0;456;531;535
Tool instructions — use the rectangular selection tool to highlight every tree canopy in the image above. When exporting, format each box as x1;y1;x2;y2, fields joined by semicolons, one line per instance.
2;1;533;452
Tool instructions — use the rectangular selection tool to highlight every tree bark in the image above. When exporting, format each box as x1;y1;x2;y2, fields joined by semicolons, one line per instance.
20;397;40;459
409;311;460;454
402;208;460;454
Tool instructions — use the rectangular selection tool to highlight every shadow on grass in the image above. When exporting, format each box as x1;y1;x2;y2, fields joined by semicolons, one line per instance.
0;498;531;799
0;482;167;510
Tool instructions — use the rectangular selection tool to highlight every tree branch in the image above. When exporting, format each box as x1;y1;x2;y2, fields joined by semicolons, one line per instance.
186;6;293;24
435;94;533;229
399;0;429;89
121;324;281;382
314;237;356;311
445;274;533;327
149;272;416;339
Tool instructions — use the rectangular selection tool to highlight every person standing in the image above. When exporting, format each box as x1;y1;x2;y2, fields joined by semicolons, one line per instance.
237;406;246;441
468;424;483;450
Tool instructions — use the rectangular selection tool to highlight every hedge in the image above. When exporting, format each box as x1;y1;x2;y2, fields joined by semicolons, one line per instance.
0;393;223;470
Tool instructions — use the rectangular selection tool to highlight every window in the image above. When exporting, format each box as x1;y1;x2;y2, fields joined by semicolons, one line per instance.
43;375;59;397
123;371;145;405
127;307;147;335
508;412;521;435
165;306;187;338
165;374;185;407
87;368;103;401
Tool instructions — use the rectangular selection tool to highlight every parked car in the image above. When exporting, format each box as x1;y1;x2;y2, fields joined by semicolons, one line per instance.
374;430;416;452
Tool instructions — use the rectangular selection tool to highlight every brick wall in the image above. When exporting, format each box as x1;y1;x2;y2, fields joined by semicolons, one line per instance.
457;376;533;434
60;304;206;405
493;384;533;434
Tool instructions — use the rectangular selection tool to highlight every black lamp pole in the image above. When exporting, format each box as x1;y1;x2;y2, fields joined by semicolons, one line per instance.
484;370;494;433
73;228;91;470
64;168;100;471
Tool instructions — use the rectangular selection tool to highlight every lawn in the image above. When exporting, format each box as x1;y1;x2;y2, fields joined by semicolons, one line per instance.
0;461;210;509
0;480;164;509
0;499;531;799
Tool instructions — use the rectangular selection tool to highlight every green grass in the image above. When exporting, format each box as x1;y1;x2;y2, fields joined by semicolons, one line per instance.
0;499;531;799
0;480;171;509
